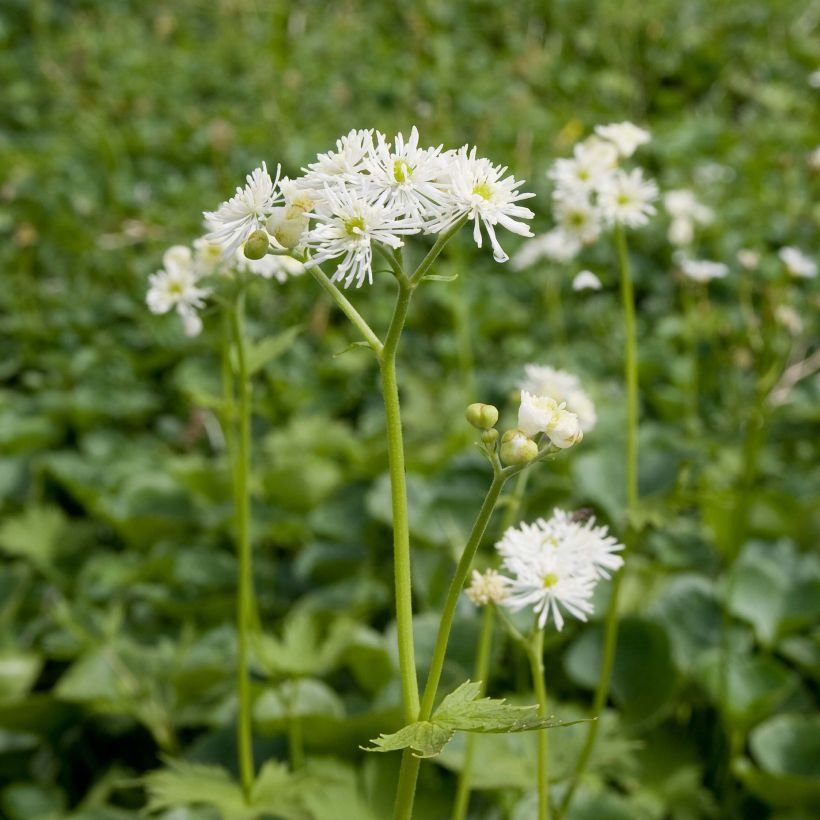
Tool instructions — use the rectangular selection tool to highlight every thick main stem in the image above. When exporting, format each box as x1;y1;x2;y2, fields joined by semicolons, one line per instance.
228;292;255;800
381;281;420;724
559;225;638;818
528;629;550;820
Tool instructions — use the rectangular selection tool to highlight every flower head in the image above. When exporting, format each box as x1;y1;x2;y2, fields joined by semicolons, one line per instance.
304;184;419;288
594;122;651;158
779;247;817;279
519;365;597;432
465;569;509;606
146;246;211;337
428;146;534;262
301;129;374;189
204;163;282;256
678;257;729;283
496;510;624;630
511;229;581;270
548;139;618;196
572;270;602;291
597;168;658;228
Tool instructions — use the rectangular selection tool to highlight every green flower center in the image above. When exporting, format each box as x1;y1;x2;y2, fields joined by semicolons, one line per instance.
542;573;558;588
393;159;412;183
344;216;366;237
168;282;183;295
472;182;492;200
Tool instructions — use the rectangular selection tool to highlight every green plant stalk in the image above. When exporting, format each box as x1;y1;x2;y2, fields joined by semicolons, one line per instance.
558;225;638;819
288;713;305;770
527;628;550;820
228;290;256;800
451;602;495;820
452;468;531;819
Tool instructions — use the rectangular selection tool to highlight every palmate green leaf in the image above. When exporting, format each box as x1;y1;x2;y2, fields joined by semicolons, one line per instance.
364;680;581;758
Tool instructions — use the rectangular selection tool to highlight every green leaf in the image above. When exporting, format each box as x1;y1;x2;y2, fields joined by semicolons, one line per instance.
244;325;303;376
364;680;579;758
0;652;42;702
0;505;66;572
421;273;459;282
333;340;373;358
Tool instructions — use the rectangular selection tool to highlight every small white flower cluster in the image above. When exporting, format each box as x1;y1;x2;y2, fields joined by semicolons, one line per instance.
675;254;729;284
492;510;624;630
779;247;817;280
517;391;583;449
518;364;597;432
512;122;656;270
204;127;535;291
663;189;714;247
465;569;509;606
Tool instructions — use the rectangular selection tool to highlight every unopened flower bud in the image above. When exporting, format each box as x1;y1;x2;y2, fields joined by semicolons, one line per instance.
466;569;509;606
548;409;583;449
266;207;309;250
481;428;499;446
243;229;270;260
518;392;560;437
466;403;499;430
499;429;538;465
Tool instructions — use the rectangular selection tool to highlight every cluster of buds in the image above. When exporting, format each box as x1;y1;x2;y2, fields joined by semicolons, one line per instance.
465;390;583;468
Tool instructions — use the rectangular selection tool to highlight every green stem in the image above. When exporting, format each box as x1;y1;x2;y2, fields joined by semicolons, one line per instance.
452;604;495;820
306;264;384;356
409;215;468;286
288;713;305;770
381;280;420;723
228;290;255;800
528;628;550;820
394;472;507;820
558;225;638;818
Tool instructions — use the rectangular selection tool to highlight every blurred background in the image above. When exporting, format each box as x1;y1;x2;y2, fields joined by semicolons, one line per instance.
1;1;818;818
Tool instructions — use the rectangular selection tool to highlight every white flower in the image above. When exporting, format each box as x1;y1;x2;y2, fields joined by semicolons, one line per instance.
304;184;419;288
548;139;618;195
193;236;225;276
300;129;374;190
496;510;624;630
465;569;509;606
519;365;597;431
775;304;803;336
427;146;535;262
517;391;561;437
668;218;694;246
548;409;583;449
598;168;658;228
362;126;445;221
737;249;760;270
679;257;729;283
146;246;210;337
572;270;603;292
204;163;282;257
511;229;581;269
664;189;713;224
553;191;602;244
594;122;651;158
779;247;817;279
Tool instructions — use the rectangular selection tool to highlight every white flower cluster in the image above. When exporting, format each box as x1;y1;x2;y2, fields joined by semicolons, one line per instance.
779;247;817;280
492;510;624;630
512;122;656;270
465;569;509;606
518;364;597;433
205;127;534;291
664;189;714;247
517;391;583;449
676;254;729;284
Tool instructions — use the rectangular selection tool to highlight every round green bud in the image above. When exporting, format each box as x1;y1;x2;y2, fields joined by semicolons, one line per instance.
481;428;499;446
499;429;538;466
243;229;270;260
465;403;499;430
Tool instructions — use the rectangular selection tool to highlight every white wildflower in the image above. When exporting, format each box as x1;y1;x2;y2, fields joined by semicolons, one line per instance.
779;247;817;279
517;391;583;447
511;229;581;269
235;250;304;283
679;257;730;283
146;246;210;337
204;163;282;256
548;139;618;195
594;122;651;158
553;191;602;244
428;146;535;262
737;249;760;270
465;569;509;606
304;184;419;288
300;129;374;190
597;168;658;228
519;365;597;431
572;270;603;291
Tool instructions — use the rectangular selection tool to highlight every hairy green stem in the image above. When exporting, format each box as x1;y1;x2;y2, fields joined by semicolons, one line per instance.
528;628;550;820
228;290;255;799
558;225;638;818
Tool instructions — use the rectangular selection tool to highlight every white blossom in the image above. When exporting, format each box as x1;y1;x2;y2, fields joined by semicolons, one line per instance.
204;163;282;256
517;391;583;448
519;365;597;432
572;270;603;291
304;184;419;288
737;249;760;270
594;122;651;158
235;249;305;283
779;247;817;279
300;129;374;190
496;510;624;631
548;139;618;196
427;146;535;262
597;168;658;228
553;191;602;244
465;569;509;606
679;257;729;283
511;229;581;269
146;246;211;337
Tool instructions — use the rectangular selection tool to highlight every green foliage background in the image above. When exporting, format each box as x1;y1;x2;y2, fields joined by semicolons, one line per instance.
1;1;818;818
